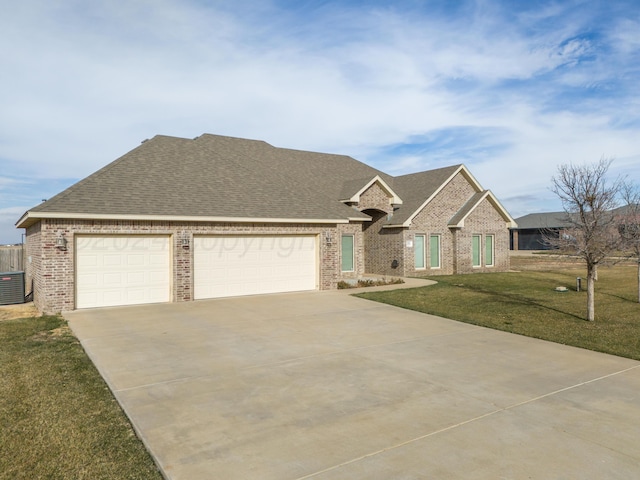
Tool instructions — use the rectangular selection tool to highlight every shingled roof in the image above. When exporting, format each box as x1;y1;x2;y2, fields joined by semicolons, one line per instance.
513;212;572;229
384;165;464;226
19;134;386;227
17;134;514;229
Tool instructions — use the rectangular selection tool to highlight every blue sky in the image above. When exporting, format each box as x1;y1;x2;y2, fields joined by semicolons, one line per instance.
1;0;639;244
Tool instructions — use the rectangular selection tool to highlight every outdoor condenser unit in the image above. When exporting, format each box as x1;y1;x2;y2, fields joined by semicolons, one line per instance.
0;271;25;305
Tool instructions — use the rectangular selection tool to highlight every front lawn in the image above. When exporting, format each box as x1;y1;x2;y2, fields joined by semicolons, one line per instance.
356;264;640;360
0;315;163;480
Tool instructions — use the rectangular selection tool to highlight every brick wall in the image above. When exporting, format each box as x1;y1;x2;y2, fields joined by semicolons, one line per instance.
25;223;42;311
356;182;405;276
363;220;405;276
27;218;344;313
405;172;476;276
454;199;511;274
357;182;394;214
336;222;365;279
400;173;511;276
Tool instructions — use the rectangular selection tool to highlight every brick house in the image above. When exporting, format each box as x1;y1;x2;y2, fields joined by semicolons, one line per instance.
510;212;573;250
16;134;516;313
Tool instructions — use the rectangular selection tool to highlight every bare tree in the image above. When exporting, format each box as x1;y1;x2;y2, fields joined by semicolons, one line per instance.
618;181;640;302
546;158;622;321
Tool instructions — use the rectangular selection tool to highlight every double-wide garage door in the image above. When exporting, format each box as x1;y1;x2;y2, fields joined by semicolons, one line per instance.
194;235;318;299
75;234;318;309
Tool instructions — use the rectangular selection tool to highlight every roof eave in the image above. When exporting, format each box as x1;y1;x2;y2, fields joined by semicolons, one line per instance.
382;223;410;229
16;211;354;227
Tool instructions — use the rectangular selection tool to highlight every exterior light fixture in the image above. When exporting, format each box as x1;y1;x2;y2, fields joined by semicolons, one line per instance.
180;231;190;248
324;231;332;246
55;232;67;250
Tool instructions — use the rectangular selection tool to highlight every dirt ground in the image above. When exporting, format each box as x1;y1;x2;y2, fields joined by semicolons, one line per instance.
509;251;636;272
509;253;584;271
0;302;41;321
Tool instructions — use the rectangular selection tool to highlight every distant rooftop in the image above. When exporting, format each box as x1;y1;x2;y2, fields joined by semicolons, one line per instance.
513;212;572;229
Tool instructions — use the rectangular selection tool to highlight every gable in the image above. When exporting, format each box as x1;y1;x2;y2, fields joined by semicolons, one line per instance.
358;181;395;212
385;165;479;228
448;191;517;228
341;176;402;213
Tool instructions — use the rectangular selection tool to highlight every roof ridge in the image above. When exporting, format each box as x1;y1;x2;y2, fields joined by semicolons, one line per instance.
393;163;462;180
195;133;273;147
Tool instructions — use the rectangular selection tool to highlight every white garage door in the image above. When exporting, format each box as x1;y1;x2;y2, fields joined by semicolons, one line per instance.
194;235;317;299
76;236;171;309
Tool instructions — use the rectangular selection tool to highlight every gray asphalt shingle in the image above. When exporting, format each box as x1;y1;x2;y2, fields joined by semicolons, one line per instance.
21;134;472;226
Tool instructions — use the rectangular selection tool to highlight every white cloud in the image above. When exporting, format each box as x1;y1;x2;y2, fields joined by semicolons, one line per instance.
1;0;639;239
0;207;29;245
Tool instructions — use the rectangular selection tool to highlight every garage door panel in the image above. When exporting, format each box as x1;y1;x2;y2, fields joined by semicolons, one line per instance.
78;292;98;306
194;235;317;299
102;290;125;304
104;254;123;267
76;236;170;309
126;272;145;284
103;273;123;286
78;255;98;267
149;254;168;265
126;254;144;266
77;273;98;285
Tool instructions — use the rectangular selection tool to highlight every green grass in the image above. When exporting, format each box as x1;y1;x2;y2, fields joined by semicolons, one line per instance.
0;316;163;480
356;264;640;360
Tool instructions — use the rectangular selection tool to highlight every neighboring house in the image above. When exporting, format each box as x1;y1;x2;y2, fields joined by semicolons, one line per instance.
510;212;572;250
16;134;516;313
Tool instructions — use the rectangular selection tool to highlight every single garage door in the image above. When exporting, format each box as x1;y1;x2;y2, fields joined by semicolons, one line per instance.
76;235;171;309
194;235;317;299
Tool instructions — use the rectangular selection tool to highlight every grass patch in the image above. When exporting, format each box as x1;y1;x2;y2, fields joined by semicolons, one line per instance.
356;264;640;360
0;315;163;480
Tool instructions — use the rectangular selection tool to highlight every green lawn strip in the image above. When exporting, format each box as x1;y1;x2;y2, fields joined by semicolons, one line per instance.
356;265;640;361
0;316;163;480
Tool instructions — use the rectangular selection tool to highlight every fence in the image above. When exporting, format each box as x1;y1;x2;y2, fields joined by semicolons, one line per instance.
0;245;24;272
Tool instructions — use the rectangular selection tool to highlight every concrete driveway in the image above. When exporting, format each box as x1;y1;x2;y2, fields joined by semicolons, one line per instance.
66;290;640;479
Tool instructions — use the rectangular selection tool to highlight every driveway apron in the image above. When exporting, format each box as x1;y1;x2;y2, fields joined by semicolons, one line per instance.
66;291;640;479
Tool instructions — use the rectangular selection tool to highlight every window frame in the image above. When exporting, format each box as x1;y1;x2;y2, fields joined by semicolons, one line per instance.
414;234;426;270
341;234;355;272
485;234;494;267
429;234;441;269
472;234;482;268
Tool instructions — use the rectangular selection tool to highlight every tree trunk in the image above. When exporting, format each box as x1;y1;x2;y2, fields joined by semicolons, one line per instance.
637;261;640;303
587;264;596;321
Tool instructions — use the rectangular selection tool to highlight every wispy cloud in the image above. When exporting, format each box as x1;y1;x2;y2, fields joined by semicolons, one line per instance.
1;0;639;242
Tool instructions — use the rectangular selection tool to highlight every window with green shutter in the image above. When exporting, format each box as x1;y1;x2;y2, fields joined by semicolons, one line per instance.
341;235;354;272
430;234;440;268
414;234;426;269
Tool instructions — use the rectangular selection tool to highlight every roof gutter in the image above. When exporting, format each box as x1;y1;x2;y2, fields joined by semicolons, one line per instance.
16;211;354;228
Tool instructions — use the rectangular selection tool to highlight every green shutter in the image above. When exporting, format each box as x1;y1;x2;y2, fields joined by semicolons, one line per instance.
414;235;425;269
430;235;440;268
341;235;354;272
472;235;481;267
485;235;494;266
